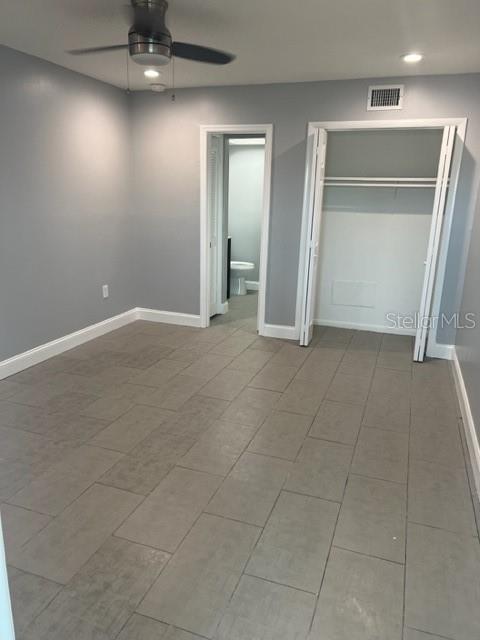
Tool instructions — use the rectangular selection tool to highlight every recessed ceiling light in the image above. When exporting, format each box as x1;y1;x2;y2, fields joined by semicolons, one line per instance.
402;53;423;63
144;69;160;79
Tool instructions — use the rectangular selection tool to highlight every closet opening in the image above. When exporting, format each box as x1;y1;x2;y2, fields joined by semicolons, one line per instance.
200;125;273;334
297;119;466;361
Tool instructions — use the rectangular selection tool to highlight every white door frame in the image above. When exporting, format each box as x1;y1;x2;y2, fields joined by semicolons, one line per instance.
207;134;225;317
296;118;467;356
200;124;273;333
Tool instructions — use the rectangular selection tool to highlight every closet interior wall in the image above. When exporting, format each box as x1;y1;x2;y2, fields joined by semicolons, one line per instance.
314;128;444;335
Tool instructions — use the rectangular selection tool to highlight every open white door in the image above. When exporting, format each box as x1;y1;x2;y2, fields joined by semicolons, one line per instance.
414;125;456;362
300;128;328;346
207;134;224;317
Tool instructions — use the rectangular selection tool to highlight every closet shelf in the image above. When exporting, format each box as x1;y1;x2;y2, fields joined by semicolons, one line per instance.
324;176;440;189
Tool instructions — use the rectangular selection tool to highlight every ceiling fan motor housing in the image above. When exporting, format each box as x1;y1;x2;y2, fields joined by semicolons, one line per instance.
128;30;171;65
129;0;172;65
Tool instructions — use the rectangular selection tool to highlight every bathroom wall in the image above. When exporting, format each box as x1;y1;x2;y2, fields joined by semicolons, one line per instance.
0;45;133;361
227;142;265;284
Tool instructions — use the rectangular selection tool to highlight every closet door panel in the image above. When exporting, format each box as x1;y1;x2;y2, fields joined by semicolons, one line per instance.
414;125;456;362
300;128;327;346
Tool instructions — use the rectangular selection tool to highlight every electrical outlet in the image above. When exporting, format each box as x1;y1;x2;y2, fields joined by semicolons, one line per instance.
102;285;109;299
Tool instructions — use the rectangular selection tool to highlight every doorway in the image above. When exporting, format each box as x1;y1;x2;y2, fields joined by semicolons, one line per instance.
200;125;273;333
297;119;466;361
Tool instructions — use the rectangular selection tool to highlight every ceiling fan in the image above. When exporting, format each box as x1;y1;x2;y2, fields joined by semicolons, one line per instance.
68;0;235;67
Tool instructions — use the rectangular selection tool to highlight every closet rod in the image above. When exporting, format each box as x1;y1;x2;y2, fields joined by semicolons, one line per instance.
324;182;436;188
325;176;437;182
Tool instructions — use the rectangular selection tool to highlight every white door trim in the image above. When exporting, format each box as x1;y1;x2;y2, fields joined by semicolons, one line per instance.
207;134;225;317
296;117;467;353
200;124;273;335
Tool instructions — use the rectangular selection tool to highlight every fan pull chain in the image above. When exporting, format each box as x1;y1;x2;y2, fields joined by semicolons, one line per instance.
171;55;176;102
126;48;131;94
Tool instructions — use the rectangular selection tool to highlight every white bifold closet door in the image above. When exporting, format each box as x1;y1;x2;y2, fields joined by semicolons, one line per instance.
300;128;328;346
299;125;456;359
207;134;224;318
414;124;456;361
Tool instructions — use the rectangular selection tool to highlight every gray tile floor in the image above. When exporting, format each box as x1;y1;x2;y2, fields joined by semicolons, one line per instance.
1;292;479;639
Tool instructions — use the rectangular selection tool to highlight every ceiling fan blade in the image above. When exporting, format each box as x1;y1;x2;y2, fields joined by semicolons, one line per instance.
68;44;129;55
172;42;235;65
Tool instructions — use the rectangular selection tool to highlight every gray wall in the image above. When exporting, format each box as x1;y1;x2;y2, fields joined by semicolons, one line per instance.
456;189;480;441
130;74;480;343
228;144;265;283
0;46;133;361
1;45;479;442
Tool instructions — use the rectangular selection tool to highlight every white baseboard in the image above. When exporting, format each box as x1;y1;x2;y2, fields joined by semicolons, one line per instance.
262;324;299;341
0;307;204;381
216;302;229;315
313;318;416;336
245;280;259;291
452;348;480;499
426;341;455;360
136;308;202;327
0;309;137;381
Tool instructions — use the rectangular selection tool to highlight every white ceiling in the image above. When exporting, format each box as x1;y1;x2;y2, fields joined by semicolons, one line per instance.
1;0;480;91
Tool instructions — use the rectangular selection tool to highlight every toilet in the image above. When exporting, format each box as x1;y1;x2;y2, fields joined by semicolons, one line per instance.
230;261;255;295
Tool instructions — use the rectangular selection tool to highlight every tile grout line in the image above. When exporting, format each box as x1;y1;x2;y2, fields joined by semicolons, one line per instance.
10;476;156;634
405;624;456;640
331;544;405;567
208;456;291;638
133;398;268;620
305;329;362;635
200;343;321;636
132;323;269;626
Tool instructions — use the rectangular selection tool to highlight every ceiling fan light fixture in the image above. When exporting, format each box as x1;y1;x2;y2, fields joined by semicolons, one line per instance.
150;82;167;92
144;68;160;78
128;30;172;66
67;0;235;69
402;52;423;63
